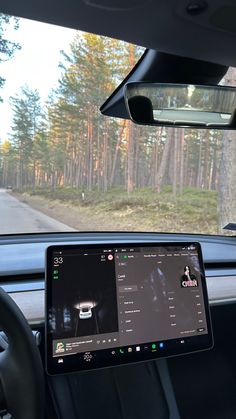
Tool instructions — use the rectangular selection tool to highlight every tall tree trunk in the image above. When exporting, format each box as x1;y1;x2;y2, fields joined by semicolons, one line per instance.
184;133;189;187
218;130;236;229
95;119;101;191
87;114;93;191
155;128;173;193
196;132;203;188
126;45;136;194
127;120;134;194
179;128;185;194
208;159;213;190
211;143;218;190
153;128;162;190
110;120;126;187
103;119;108;192
218;67;236;229
133;126;140;188
172;129;178;196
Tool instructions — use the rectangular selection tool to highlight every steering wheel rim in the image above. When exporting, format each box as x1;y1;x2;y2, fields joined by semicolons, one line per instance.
0;287;45;419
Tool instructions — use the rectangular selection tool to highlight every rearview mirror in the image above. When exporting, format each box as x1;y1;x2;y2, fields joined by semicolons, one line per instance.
124;82;236;129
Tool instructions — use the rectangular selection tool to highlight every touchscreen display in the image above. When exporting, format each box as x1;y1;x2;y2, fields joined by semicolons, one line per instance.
46;242;213;374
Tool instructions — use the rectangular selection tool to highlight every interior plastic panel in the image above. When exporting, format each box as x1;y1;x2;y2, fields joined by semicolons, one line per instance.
49;360;180;419
169;303;236;419
47;302;236;419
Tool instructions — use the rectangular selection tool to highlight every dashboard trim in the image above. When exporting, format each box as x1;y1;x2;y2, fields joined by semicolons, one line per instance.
4;275;236;324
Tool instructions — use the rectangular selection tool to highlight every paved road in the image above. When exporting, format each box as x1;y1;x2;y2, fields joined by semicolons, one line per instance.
0;189;75;234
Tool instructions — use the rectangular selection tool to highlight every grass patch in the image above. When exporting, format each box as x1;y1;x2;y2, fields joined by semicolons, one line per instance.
16;186;218;234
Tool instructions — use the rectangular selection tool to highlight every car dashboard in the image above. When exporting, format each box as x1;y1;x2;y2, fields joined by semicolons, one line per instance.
1;232;236;324
0;232;236;419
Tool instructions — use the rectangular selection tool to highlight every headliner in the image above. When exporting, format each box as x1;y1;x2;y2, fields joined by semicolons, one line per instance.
0;0;236;67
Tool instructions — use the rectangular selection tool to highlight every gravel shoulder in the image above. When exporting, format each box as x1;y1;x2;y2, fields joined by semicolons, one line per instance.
12;192;118;231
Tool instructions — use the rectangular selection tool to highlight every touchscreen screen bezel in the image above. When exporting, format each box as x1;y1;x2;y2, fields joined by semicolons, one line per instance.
45;242;213;375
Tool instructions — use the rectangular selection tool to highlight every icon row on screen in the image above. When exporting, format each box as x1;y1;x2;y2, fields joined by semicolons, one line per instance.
111;342;165;355
97;338;118;344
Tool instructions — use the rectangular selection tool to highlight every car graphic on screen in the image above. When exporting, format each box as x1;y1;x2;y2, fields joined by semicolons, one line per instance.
75;302;95;320
79;306;92;319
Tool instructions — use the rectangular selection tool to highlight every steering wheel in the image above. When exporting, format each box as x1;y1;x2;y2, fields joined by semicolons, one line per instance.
0;287;45;418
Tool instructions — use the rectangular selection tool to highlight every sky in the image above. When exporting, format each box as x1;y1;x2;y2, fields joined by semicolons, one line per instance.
0;17;76;140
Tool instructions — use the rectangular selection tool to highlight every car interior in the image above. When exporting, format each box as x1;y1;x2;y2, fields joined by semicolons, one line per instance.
1;0;236;418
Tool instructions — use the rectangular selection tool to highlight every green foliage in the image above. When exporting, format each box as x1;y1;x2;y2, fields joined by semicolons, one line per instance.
0;14;21;99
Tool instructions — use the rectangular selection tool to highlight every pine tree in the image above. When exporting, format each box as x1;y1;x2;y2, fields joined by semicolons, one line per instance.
10;86;41;188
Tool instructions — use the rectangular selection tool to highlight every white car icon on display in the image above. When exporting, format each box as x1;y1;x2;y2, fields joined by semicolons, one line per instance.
79;306;92;319
75;302;95;320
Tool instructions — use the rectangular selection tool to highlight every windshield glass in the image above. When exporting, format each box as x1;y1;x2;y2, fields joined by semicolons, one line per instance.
0;15;235;235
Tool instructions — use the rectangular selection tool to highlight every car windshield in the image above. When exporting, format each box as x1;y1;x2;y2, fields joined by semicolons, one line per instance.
0;15;235;236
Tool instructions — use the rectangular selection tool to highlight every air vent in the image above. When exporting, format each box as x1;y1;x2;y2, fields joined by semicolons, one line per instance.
83;0;150;11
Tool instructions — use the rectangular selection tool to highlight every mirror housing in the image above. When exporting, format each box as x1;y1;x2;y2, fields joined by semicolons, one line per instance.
124;82;236;129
